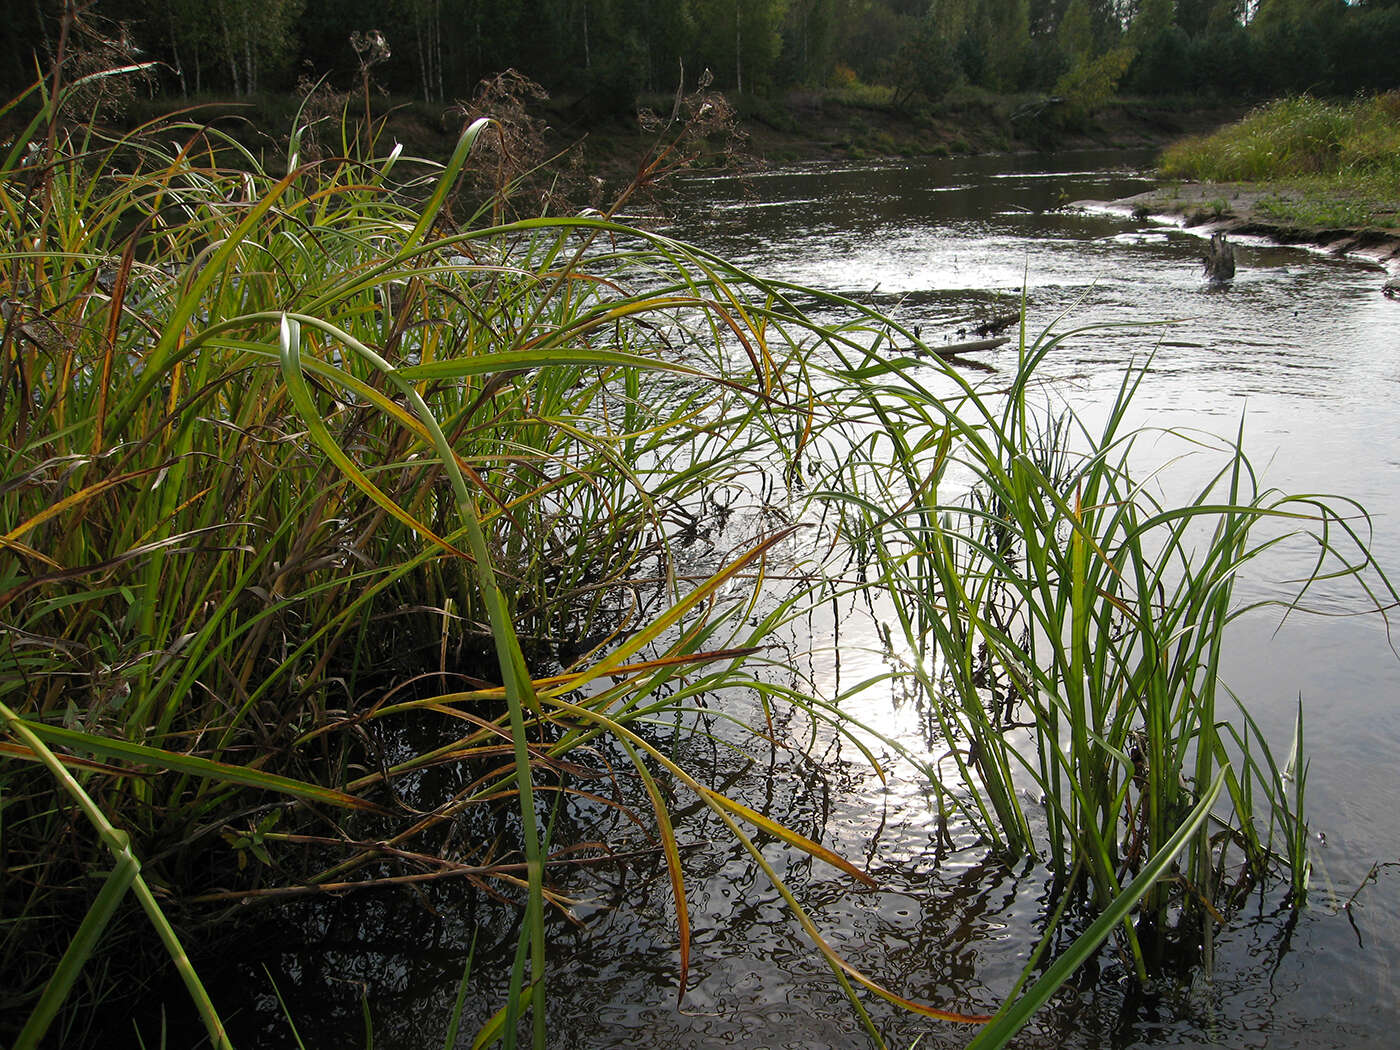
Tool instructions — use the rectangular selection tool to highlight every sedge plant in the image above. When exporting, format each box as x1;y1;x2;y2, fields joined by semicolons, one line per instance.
816;308;1396;986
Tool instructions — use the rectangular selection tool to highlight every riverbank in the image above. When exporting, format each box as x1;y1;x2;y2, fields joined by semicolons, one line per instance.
551;90;1247;177
1085;94;1400;282
713;92;1243;163
1089;181;1400;268
101;87;1245;190
1073;180;1400;299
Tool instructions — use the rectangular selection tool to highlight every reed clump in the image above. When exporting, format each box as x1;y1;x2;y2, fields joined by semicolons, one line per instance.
1161;93;1400;182
0;67;984;1049
825;316;1393;1006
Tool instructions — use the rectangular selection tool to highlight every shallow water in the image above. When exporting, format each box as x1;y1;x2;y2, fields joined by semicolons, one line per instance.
181;151;1400;1050
646;152;1400;1048
663;150;1400;1050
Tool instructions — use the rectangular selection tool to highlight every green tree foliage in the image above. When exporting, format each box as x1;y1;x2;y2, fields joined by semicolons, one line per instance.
1205;0;1246;33
1126;23;1190;94
1;0;1395;105
1059;0;1097;63
927;0;1033;91
1088;0;1125;48
1185;19;1253;97
891;16;962;106
1335;4;1400;95
830;0;915;84
1126;0;1175;46
1174;0;1215;33
781;0;839;85
1054;43;1135;117
1124;0;1186;93
1250;0;1346;93
689;0;789;93
100;0;304;95
984;0;1033;89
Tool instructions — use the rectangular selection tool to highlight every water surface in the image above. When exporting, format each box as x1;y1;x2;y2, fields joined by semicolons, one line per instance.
651;149;1400;1050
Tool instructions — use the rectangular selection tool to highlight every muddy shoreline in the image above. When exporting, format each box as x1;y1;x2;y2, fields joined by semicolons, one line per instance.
556;96;1249;185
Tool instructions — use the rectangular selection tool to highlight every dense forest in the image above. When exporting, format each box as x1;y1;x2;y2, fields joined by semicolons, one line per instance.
5;1;1399;114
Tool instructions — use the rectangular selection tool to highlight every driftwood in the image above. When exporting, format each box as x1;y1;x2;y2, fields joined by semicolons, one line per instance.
925;336;1010;358
1204;231;1236;282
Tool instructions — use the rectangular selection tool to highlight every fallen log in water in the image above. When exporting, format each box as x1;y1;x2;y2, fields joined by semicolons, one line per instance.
928;335;1010;358
883;335;1009;363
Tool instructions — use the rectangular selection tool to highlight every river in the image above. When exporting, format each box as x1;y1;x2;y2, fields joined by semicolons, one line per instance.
644;149;1400;1050
198;150;1400;1050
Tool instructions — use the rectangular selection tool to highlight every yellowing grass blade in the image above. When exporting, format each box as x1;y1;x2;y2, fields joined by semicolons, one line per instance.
619;739;691;1004
369;647;763;719
278;315;465;559
0;535;62;569
2;464;165;546
699;788;877;889
707;798;991;1034
542;694;880;892
0;740;146;776
392;346;711;383
539;529;797;700
470;978;542;1050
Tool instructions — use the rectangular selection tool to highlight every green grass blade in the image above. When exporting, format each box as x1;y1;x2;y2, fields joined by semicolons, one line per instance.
967;769;1227;1050
14;854;139;1050
443;931;479;1050
21;720;387;813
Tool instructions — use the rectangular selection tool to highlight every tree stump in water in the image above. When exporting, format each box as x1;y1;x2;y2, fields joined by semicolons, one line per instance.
974;311;1021;337
1204;232;1236;283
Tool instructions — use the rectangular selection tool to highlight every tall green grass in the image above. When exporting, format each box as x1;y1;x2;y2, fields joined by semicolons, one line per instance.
0;70;986;1048
1159;92;1400;228
823;315;1394;984
1161;92;1400;182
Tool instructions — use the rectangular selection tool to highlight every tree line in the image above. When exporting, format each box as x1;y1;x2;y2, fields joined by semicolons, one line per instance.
5;1;1398;112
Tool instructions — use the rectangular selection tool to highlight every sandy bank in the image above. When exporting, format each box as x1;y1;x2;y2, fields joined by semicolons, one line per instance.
1077;182;1400;280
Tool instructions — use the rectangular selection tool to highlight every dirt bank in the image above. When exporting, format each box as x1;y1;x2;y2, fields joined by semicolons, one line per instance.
555;94;1249;175
747;97;1247;163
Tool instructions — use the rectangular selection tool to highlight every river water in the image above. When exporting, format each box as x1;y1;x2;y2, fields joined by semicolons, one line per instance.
196;151;1400;1049
639;150;1400;1050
